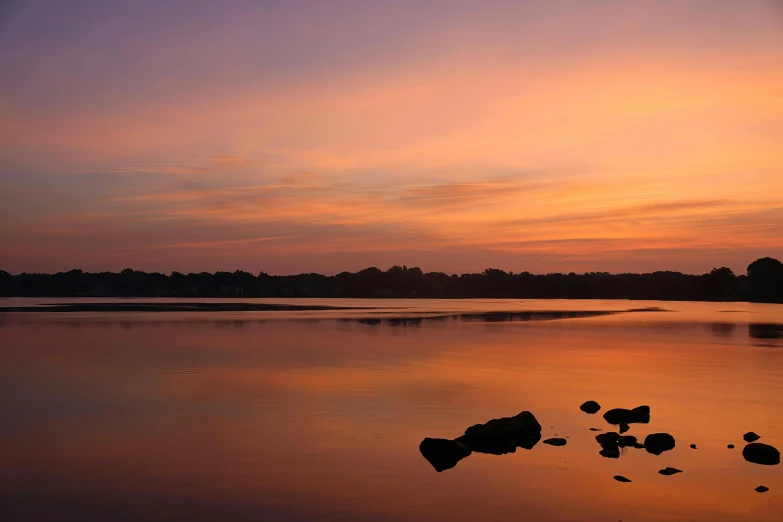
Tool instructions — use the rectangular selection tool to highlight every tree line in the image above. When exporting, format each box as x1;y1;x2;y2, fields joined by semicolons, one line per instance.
1;257;782;302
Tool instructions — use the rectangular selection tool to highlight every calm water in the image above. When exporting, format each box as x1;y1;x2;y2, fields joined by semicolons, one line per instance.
1;298;782;521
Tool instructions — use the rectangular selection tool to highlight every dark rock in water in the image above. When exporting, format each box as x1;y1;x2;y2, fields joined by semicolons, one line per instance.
420;410;542;471
644;433;676;455
618;435;641;448
603;405;650;425
456;410;542;455
742;443;780;466
595;430;646;459
600;448;620;459
619;423;630;434
419;438;472;472
755;486;769;493
743;432;761;443
658;467;683;476
589;428;602;431
596;432;620;458
727;444;735;449
543;437;567;446
690;444;697;449
613;475;632;483
580;401;601;414
596;432;619;446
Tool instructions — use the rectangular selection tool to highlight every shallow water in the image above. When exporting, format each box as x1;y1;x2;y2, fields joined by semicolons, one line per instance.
1;299;782;521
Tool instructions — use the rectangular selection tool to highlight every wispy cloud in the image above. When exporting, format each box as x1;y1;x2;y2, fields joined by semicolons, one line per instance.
80;165;207;175
142;236;292;250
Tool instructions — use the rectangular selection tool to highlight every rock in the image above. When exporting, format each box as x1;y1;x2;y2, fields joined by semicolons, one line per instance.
596;432;620;458
543;437;567;446
690;444;697;449
589;428;602;431
419;438;472;472
658;467;683;476
613;475;632;483
600;448;620;458
580;401;601;414
755;486;769;493
596;432;619;446
456;410;542;454
603;405;650;425
618;435;642;448
728;444;735;449
619;423;630;434
644;433;676;455
419;410;542;471
742;443;780;466
743;432;761;443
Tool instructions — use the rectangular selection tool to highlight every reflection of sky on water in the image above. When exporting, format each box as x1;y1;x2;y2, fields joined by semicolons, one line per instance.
0;300;782;521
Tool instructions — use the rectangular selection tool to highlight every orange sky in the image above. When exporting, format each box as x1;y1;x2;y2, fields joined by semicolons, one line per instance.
1;1;782;274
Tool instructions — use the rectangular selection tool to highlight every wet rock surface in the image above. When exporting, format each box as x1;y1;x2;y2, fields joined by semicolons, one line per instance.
742;443;780;466
580;401;601;414
603;405;650;425
743;432;761;443
658;467;683;476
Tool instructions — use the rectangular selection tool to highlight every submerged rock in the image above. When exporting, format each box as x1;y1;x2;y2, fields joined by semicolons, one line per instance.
644;433;676;455
589;427;602;431
742;443;780;466
419;438;472;472
619;423;630;434
613;475;632;483
543;437;567;446
580;401;601;414
603;405;650;425
658;467;683;476
743;432;761;443
755;486;769;493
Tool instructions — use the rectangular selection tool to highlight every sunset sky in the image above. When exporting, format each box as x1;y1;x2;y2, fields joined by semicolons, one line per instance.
1;0;782;275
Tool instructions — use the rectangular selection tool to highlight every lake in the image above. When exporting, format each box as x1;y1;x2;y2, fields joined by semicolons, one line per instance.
1;298;782;521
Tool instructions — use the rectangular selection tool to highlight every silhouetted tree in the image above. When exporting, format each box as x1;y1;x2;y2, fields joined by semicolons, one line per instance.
705;267;737;301
747;257;783;302
1;258;780;302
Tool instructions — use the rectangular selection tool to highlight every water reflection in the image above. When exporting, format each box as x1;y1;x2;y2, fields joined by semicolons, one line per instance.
1;309;782;521
749;323;783;340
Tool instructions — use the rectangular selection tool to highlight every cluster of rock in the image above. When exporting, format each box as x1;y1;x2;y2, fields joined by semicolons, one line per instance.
419;410;542;472
420;401;780;494
580;400;779;489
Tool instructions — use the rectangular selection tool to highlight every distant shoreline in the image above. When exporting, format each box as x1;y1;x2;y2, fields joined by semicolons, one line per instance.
1;258;781;303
